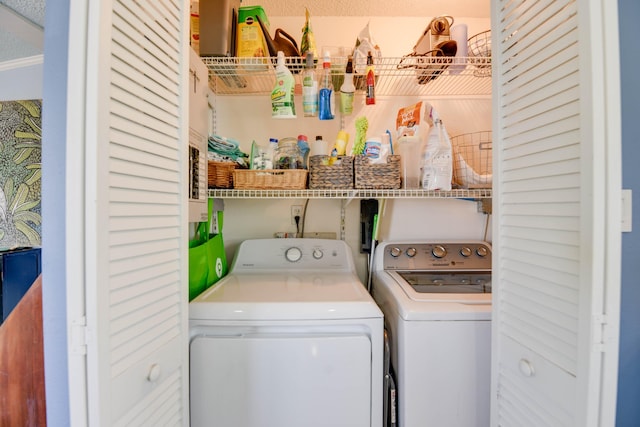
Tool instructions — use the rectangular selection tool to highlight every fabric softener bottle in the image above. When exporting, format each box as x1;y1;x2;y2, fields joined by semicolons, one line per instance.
318;51;335;120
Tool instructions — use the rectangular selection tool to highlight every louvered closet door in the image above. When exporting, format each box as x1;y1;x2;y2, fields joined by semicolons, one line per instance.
492;0;620;426
84;1;189;425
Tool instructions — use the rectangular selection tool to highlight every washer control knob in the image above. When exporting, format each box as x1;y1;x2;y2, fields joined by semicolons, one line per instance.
312;249;323;259
390;247;402;257
460;247;472;257
432;245;447;258
476;246;489;257
406;247;417;257
285;247;302;262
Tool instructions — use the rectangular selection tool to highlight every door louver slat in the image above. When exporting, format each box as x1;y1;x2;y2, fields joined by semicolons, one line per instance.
101;0;185;423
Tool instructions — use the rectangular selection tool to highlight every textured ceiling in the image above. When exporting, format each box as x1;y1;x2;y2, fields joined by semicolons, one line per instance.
0;0;45;63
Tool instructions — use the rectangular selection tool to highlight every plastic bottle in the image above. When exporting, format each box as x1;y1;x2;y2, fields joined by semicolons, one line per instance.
302;52;318;117
329;130;349;165
365;51;376;105
267;137;278;169
271;51;296;118
339;56;355;115
310;135;329;157
297;134;310;168
318;51;335;120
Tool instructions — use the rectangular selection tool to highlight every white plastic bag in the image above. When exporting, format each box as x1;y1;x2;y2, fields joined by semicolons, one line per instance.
420;107;452;190
352;22;382;75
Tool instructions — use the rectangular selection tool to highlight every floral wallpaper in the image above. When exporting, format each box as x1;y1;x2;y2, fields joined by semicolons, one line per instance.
0;100;42;250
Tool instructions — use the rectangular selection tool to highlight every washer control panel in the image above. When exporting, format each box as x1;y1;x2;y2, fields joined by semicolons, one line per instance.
383;242;492;271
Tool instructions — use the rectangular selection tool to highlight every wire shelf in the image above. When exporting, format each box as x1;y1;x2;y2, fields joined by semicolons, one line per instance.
202;56;492;97
208;188;492;199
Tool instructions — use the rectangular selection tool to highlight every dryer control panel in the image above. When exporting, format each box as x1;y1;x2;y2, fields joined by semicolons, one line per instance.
231;238;356;272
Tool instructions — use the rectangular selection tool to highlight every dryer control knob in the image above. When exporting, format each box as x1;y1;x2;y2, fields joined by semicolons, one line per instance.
432;245;447;258
285;247;303;262
312;249;323;259
406;247;417;257
476;246;489;257
390;247;402;257
460;247;472;257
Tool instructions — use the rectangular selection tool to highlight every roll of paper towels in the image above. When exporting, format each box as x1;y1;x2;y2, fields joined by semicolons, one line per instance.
450;24;468;75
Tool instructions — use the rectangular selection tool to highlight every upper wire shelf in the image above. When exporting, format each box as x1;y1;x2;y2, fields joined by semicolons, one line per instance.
202;56;492;97
208;188;492;199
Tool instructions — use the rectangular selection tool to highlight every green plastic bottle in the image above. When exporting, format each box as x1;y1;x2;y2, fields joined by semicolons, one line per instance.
271;51;296;118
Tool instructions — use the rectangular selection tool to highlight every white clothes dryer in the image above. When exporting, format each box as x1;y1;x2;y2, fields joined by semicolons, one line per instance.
371;241;492;427
189;238;384;427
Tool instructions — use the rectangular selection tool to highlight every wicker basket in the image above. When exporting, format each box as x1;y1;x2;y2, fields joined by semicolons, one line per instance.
232;169;308;190
451;131;492;189
208;161;237;188
308;156;354;189
354;155;401;189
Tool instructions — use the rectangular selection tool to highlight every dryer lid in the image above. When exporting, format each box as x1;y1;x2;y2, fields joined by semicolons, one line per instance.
190;272;383;321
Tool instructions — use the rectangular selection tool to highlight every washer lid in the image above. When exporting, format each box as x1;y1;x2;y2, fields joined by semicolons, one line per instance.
190;272;383;321
373;272;491;321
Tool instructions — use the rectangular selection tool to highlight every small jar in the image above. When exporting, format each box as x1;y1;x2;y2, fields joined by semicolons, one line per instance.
274;137;304;169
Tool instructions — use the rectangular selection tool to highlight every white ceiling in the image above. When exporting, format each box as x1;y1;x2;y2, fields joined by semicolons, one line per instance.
0;0;45;63
0;0;489;63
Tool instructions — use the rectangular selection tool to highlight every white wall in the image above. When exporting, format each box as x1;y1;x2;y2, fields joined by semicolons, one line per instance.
0;55;43;101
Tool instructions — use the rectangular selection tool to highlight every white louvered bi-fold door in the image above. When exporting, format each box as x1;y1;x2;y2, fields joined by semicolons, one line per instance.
492;0;620;426
84;1;189;425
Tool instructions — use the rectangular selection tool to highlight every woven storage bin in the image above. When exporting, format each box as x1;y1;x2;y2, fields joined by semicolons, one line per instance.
308;156;354;189
208;161;236;188
354;155;401;189
232;169;308;190
451;131;492;189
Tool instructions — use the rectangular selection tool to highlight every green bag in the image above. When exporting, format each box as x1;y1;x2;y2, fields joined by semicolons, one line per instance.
188;199;228;301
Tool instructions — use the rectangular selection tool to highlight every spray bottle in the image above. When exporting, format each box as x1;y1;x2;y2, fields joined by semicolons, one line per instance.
318;51;335;120
339;56;356;115
302;52;318;117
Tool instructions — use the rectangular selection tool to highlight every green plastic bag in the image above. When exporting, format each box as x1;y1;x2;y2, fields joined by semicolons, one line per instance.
188;199;228;301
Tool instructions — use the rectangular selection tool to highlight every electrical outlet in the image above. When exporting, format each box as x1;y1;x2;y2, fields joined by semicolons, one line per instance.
291;205;303;225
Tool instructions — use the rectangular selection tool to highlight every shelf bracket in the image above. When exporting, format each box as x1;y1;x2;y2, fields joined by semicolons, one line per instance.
340;199;347;241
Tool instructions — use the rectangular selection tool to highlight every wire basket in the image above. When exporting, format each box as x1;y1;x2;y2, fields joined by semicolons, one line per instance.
451;131;492;189
468;30;492;77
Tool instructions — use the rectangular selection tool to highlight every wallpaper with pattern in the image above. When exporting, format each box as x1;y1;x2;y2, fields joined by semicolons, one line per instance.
0;100;42;250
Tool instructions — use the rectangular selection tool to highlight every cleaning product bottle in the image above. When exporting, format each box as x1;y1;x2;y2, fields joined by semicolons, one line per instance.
339;56;355;115
297;134;310;168
329;130;349;165
266;137;279;169
271;51;296;118
365;51;376;105
318;51;335;120
310;135;329;157
336;130;349;155
302;52;318;117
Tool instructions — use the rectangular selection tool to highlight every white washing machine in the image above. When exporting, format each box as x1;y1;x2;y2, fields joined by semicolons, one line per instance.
189;238;384;427
371;241;492;427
